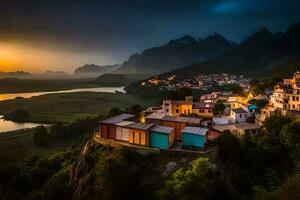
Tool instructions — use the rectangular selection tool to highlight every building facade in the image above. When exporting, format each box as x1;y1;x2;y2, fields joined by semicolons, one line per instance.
269;71;300;111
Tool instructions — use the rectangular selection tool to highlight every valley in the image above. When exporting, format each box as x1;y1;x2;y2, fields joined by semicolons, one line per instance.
1;4;300;199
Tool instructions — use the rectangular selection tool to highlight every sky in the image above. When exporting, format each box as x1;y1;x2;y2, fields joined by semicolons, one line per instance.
0;0;299;73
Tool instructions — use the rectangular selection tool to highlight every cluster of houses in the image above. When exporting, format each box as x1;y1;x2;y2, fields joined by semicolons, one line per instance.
96;113;215;150
97;71;300;151
144;95;259;135
141;73;250;92
96;94;259;150
256;71;300;125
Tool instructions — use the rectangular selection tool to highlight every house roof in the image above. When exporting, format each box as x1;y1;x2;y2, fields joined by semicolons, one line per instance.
150;125;174;134
235;123;259;130
232;108;248;114
126;122;154;130
168;100;193;105
162;115;201;124
146;113;201;124
114;121;135;127
145;113;165;120
101;114;135;124
208;130;220;139
193;102;215;109
212;123;259;132
181;126;208;136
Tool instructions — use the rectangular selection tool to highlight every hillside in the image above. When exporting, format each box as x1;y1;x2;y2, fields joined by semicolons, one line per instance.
165;21;300;78
0;71;32;79
74;64;120;77
93;73;151;86
113;34;236;75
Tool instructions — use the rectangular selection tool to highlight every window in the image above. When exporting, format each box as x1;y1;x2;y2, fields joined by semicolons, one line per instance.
244;114;247;118
166;109;169;112
240;114;242;118
176;109;179;113
208;109;212;113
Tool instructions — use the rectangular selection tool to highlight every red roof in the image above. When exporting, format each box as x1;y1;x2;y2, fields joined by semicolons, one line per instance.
208;130;220;139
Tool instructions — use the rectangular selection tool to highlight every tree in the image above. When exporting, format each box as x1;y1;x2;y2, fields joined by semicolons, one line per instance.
217;131;242;163
263;115;291;141
278;175;300;200
280;123;300;160
49;123;66;139
126;104;142;116
213;100;226;115
33;126;49;146
167;87;192;100
3;109;31;122
108;107;122;117
157;158;216;200
280;123;300;148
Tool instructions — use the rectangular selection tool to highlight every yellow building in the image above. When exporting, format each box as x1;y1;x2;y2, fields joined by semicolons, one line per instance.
127;123;153;146
228;96;249;109
162;96;193;116
192;102;214;118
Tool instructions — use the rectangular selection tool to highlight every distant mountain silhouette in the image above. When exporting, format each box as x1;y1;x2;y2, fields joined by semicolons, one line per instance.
0;71;32;78
113;34;236;74
42;71;68;75
74;64;120;77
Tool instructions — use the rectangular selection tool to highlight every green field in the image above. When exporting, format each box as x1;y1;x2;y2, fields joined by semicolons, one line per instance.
0;129;68;164
0;92;157;123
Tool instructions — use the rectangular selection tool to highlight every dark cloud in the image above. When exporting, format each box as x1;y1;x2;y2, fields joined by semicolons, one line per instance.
0;0;299;64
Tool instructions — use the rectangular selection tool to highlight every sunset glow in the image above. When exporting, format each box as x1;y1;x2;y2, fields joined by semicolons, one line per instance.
0;42;115;73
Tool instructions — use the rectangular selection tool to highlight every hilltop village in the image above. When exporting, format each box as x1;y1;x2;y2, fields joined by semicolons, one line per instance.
141;73;249;91
95;71;300;152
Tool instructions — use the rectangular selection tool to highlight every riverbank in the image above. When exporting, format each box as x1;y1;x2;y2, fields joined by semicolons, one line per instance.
0;78;102;94
0;92;157;124
0;86;125;101
0;115;48;133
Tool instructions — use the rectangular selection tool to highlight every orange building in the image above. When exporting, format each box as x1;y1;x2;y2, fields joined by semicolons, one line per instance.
192;102;214;118
127;123;154;146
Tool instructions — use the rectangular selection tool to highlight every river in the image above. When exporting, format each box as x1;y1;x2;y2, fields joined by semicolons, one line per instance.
0;86;125;101
0;86;125;132
0;115;47;133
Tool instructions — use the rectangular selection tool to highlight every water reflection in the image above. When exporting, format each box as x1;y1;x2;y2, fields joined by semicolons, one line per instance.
0;86;125;101
0;115;47;133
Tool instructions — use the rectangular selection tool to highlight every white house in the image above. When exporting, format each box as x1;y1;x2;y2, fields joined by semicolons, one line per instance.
231;108;248;123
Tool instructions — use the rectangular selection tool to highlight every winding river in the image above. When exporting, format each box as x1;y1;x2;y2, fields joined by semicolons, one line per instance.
0;86;125;101
0;86;125;133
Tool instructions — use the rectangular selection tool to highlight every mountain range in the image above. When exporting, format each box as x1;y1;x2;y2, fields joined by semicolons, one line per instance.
165;21;300;78
74;64;120;77
113;34;236;75
0;71;32;79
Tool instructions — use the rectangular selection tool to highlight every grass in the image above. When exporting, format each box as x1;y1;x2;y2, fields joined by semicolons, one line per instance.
0;128;68;164
0;92;157;123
